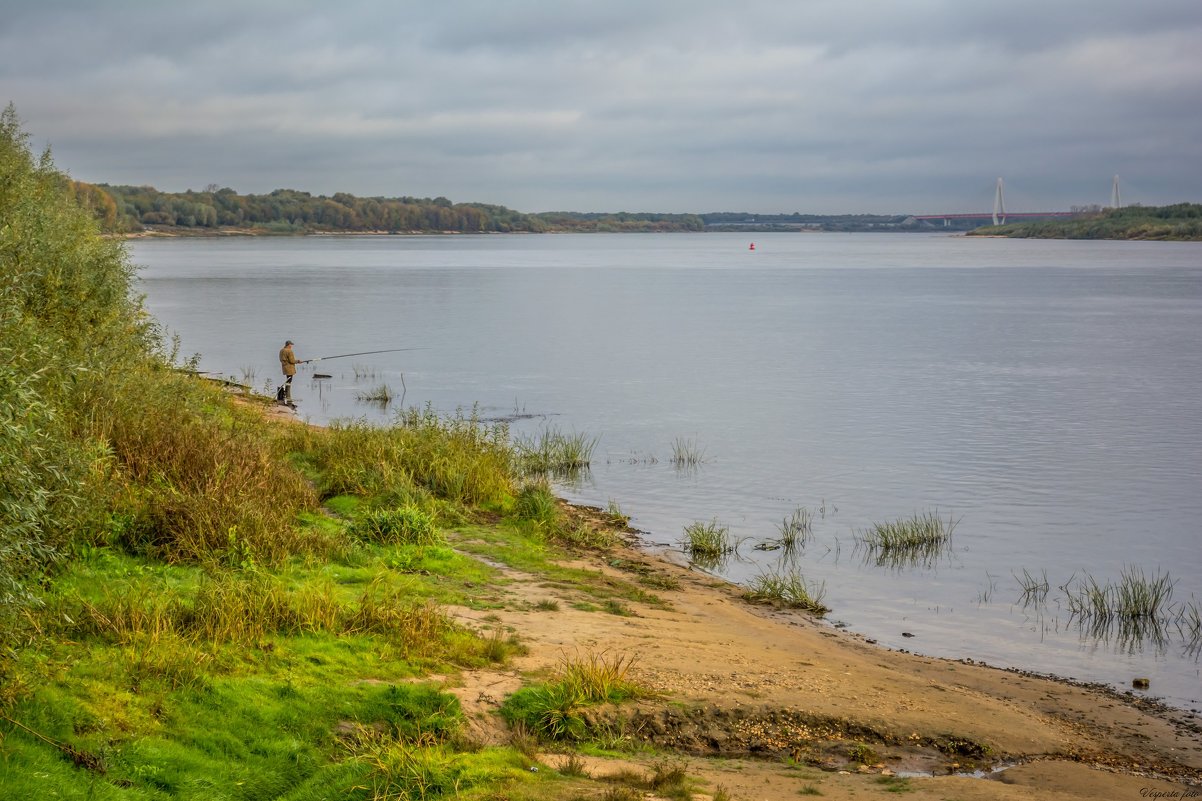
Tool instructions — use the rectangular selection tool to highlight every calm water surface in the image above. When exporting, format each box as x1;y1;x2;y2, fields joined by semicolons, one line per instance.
132;233;1202;710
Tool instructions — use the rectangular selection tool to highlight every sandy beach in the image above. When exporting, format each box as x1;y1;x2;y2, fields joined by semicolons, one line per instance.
439;506;1202;799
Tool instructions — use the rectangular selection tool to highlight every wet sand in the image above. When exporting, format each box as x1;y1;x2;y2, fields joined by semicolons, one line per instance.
446;518;1202;799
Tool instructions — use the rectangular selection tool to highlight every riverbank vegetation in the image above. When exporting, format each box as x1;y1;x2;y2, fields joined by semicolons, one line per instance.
0;105;712;801
971;203;1202;240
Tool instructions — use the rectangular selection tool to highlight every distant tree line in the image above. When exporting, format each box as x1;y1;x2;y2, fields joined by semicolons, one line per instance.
973;203;1202;241
535;211;705;232
83;184;551;234
73;182;1200;239
699;211;918;231
72;183;934;236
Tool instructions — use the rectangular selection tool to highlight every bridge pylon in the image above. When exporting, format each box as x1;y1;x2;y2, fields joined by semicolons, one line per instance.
1111;175;1121;209
993;178;1006;226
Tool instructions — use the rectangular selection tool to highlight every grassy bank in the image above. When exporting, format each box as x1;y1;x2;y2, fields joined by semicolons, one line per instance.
0;105;671;800
970;202;1202;240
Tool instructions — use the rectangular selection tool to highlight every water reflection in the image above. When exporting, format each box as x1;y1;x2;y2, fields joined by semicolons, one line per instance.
856;539;956;571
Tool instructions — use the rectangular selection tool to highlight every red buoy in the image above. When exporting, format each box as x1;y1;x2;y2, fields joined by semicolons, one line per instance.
749;242;756;251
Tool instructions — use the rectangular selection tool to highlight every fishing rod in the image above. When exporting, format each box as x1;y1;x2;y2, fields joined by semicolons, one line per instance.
301;347;425;364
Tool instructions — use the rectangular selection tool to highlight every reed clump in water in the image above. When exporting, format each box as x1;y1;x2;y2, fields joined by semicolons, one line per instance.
1015;568;1051;606
859;511;957;551
681;519;735;561
355;383;394;403
855;510;956;569
759;506;813;553
515;425;597;475
670;437;706;467
1065;567;1176;621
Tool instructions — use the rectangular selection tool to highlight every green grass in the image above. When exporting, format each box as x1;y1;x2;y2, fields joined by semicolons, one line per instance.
1015;567;1050;606
859;511;957;551
743;570;829;616
778;507;813;549
350;505;443;546
515;425;598;475
1181;599;1201;640
681;519;735;561
355;382;394;403
3;108;680;801
513;480;561;529
499;652;644;741
451;524;667;611
1066;567;1176;621
857;511;957;568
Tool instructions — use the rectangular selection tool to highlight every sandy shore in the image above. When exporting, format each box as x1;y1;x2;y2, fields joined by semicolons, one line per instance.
246;396;1200;798
445;514;1201;799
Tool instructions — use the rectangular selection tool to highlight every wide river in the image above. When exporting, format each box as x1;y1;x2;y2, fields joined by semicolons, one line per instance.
132;233;1202;710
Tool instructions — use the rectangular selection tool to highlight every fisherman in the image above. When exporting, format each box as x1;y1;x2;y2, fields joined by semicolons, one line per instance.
279;339;300;405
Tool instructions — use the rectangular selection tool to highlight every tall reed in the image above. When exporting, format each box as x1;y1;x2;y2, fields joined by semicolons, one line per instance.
1065;567;1175;621
515;425;597;475
1014;568;1050;606
859;511;957;551
670;437;706;467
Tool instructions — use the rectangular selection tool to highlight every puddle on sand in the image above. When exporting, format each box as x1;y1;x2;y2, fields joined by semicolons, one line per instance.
895;761;1018;780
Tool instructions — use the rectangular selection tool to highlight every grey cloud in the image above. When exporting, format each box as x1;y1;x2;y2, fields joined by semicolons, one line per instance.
2;0;1200;212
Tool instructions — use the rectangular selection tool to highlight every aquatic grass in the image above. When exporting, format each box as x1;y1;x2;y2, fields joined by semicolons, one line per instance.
743;570;829;616
1114;566;1175;619
976;572;998;604
859;511;957;551
605;498;631;527
777;507;813;549
670;437;706;467
355;383;394;403
681;519;735;561
515;425;597;475
1065;567;1176;621
1014;567;1050;606
1179;599;1201;640
757;506;813;552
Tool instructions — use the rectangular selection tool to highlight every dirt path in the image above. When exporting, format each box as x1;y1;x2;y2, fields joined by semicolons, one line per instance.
444;532;1201;799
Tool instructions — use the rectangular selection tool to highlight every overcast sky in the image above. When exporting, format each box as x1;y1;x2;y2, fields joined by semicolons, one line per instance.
3;0;1200;214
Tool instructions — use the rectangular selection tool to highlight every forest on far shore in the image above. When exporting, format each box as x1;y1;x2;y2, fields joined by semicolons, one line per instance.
72;182;927;235
71;181;1202;239
971;203;1202;241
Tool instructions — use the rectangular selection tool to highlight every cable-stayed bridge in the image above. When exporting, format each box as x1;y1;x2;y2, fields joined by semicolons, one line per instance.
911;177;1120;227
